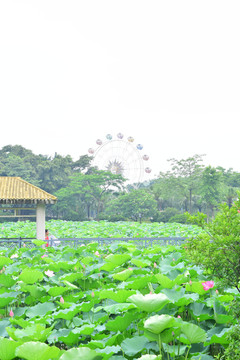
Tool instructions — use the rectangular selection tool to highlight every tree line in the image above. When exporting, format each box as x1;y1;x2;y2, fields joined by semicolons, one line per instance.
0;145;239;222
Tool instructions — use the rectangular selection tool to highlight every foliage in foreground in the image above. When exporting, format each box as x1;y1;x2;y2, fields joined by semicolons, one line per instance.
0;241;237;359
186;194;240;291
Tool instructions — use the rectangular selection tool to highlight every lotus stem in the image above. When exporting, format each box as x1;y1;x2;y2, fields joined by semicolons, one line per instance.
158;333;162;357
185;345;191;360
167;350;170;360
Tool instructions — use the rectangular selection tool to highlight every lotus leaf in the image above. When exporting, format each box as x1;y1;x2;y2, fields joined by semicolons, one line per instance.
101;303;136;314
181;322;207;344
6;323;54;342
0;336;20;360
99;289;136;303
54;304;82;320
57;329;80;346
205;325;232;345
154;274;174;289
128;293;169;313
15;341;60;360
88;340;105;349
131;258;151;268
106;312;135;332
59;347;103;360
47;285;68;297
144;315;176;334
191;355;215;360
104;254;131;266
138;355;162;360
125;275;154;290
163;343;187;356
185;281;207;295
25;302;55;318
121;335;149;356
0;256;12;268
19;269;43;285
0;274;16;287
0;292;16;308
213;300;233;324
112;269;133;281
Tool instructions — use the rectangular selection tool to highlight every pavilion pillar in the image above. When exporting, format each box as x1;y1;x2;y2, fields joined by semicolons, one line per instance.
36;203;46;240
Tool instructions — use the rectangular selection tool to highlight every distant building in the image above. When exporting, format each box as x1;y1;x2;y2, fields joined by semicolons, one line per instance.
0;177;57;239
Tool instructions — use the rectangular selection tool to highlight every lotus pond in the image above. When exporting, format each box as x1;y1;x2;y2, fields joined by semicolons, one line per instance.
0;220;202;239
0;240;237;360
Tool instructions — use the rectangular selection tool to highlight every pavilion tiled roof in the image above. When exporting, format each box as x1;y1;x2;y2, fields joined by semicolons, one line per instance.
0;177;57;204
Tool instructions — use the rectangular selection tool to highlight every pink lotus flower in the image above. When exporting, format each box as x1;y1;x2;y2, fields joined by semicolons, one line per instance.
41;254;48;258
189;280;192;285
9;309;14;317
202;281;214;291
95;251;100;257
128;267;133;271
154;262;157;268
177;315;181;318
0;267;5;273
91;291;95;298
10;254;18;259
238;209;240;213
60;296;64;304
45;270;54;277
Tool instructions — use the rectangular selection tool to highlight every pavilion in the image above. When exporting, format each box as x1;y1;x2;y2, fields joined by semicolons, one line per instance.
0;177;57;239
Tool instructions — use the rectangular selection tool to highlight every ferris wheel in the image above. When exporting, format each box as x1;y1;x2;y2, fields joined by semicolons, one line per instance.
88;133;152;185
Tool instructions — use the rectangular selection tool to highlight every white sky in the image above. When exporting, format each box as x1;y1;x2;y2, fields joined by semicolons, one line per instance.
0;0;240;181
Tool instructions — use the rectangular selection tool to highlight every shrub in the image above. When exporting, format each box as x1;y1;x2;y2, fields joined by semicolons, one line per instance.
186;193;240;291
155;208;180;223
108;214;128;222
169;213;188;224
220;325;240;360
98;213;109;221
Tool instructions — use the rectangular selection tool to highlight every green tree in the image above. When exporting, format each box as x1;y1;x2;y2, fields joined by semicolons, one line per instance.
0;145;40;185
167;154;205;213
186;194;240;291
217;167;240;208
36;153;73;194
107;189;158;222
0;145;93;196
151;176;183;211
72;154;93;172
199;166;224;217
55;170;125;220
